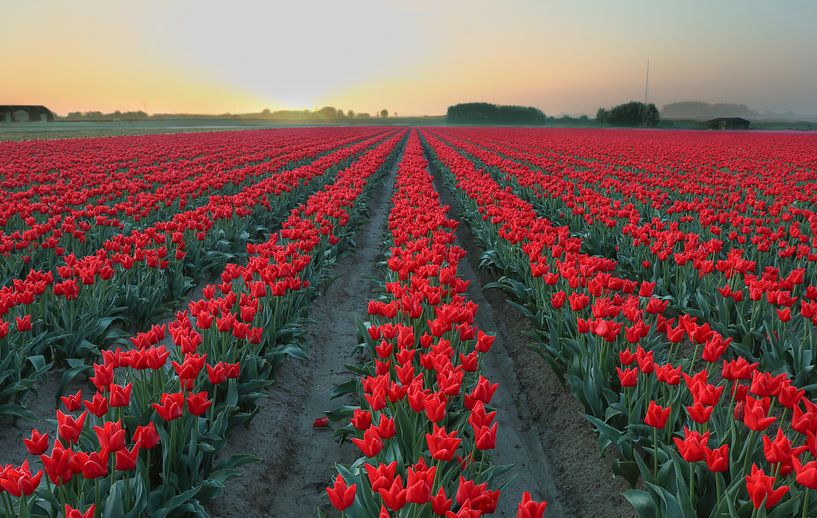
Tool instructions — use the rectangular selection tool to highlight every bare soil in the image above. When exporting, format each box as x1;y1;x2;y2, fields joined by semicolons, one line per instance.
431;163;635;518
208;159;399;517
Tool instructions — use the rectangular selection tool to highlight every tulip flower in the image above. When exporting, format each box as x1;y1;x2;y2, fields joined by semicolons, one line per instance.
108;383;132;407
351;427;384;457
131;423;159;451
365;461;397;493
56;410;87;444
743;396;776;432
186;391;212;416
326;474;356;511
152;392;185;421
378;476;407;510
64;504;95;518
23;429;49;456
674;427;710;463
426;425;461;462
94;420;126;453
517;491;548;518
60;390;83;412
431;487;453;514
115;444;140;471
704;445;729;473
644;401;671;429
793;456;817;489
745;464;789;509
83;392;109;417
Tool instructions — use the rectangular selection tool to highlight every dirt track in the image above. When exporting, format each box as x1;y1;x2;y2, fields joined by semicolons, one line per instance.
432;162;634;517
209;155;400;517
210;138;635;517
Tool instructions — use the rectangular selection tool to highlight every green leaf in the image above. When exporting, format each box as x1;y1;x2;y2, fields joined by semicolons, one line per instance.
104;480;125;518
330;379;358;400
622;489;659;518
0;404;37;421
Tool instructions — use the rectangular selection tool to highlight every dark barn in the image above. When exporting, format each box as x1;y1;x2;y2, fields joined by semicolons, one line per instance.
706;117;751;130
0;105;55;122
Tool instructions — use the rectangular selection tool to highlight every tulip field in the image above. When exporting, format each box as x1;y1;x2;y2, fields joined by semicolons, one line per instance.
1;126;817;517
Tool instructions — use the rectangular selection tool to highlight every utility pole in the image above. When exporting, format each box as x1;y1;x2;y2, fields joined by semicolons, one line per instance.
643;60;650;125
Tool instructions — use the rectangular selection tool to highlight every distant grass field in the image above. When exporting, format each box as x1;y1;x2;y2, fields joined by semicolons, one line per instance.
0;118;445;141
2;117;813;141
0;120;321;141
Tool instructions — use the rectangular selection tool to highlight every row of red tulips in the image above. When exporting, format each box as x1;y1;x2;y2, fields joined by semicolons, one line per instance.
0;130;397;421
435;128;817;388
326;132;546;517
422;128;817;517
1;128;384;277
0;132;406;516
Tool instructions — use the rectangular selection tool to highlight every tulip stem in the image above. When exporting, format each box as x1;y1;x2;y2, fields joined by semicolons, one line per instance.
653;427;658;480
2;494;13;517
803;490;811;518
715;475;723;510
688;462;695;507
124;474;131;509
742;430;756;479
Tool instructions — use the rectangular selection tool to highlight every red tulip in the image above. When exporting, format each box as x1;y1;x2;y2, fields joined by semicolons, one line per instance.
60;390;83;412
745;464;789;509
186;391;212;416
351;427;384;457
644;401;671;429
115;444;140;471
133;422;160;449
426;425;461;462
517;491;548;518
64;504;95;518
56;410;87;444
704;445;729;473
108;383;132;407
152;392;184;421
24;429;49;455
326;474;356;511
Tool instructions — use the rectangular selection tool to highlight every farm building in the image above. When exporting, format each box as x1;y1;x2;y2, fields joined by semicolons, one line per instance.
706;117;750;130
0;105;55;122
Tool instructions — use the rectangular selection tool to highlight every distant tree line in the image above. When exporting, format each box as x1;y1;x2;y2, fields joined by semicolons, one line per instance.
447;102;547;125
661;101;760;120
63;110;149;120
59;107;391;121
596;101;659;127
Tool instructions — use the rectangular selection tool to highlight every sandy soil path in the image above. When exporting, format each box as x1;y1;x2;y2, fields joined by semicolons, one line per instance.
209;155;400;517
429;155;634;518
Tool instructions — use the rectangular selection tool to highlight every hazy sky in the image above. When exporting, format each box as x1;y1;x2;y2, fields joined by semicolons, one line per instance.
4;0;817;116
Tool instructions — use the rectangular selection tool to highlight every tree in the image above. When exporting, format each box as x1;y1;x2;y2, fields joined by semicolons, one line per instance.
347;110;355;118
596;101;659;127
316;106;338;120
380;109;389;118
447;102;547;125
261;108;271;115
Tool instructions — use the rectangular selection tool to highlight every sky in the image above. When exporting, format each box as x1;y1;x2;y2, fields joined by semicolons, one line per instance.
4;0;817;116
